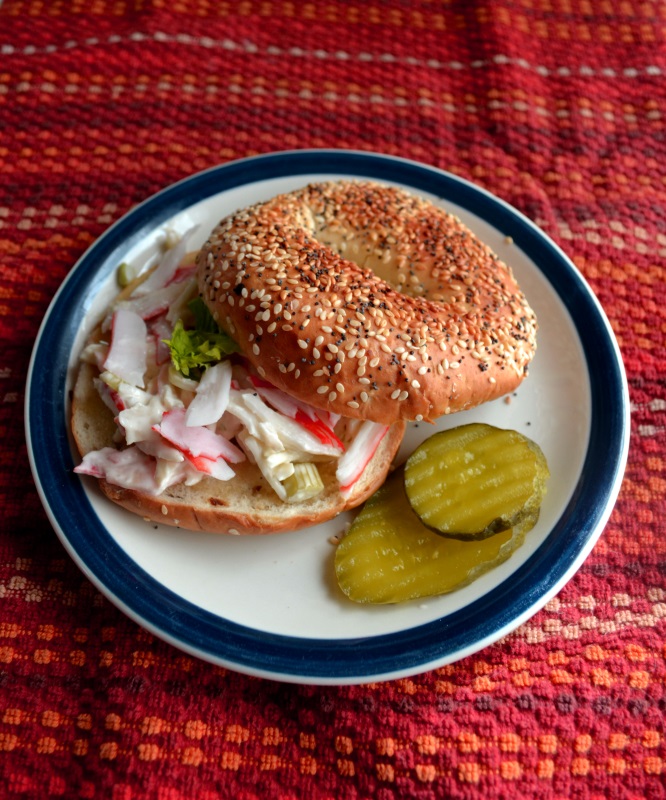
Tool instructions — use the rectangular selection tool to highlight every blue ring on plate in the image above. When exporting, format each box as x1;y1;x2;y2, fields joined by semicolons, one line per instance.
27;150;629;682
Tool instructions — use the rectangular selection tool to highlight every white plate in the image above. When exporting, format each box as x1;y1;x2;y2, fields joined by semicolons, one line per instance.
26;150;629;684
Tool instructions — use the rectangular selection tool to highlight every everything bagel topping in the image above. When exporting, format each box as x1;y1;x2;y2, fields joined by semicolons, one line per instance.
74;231;391;503
197;180;537;426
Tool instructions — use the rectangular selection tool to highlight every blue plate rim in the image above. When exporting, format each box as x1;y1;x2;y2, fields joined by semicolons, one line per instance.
25;149;630;684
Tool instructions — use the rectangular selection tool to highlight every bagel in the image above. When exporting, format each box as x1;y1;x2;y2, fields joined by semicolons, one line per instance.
197;180;537;426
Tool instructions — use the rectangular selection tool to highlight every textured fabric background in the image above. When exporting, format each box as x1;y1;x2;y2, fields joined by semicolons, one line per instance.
1;2;665;798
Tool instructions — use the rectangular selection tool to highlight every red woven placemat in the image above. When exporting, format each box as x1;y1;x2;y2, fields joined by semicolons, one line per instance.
1;2;665;798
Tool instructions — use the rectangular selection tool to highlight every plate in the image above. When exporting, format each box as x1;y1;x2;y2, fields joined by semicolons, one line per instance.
26;150;629;684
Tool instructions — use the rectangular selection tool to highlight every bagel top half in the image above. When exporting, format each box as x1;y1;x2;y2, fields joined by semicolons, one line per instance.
196;180;537;426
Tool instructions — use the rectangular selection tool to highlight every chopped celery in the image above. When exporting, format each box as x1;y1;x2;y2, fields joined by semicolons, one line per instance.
282;463;325;503
116;262;135;288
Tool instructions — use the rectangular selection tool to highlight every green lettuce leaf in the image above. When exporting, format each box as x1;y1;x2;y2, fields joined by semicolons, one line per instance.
164;310;238;379
187;296;220;333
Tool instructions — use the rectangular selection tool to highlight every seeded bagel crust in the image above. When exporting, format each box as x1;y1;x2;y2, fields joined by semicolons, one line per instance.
197;180;537;426
71;363;406;535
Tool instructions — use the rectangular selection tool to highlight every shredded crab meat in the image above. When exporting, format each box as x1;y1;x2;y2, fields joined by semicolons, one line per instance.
185;360;232;427
228;390;342;458
132;226;198;296
153;408;245;464
103;308;148;388
336;420;389;495
74;446;193;495
116;279;193;322
118;385;181;439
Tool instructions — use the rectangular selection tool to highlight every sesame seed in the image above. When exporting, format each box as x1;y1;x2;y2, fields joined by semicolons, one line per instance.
391;389;401;400
360;391;369;403
252;344;260;356
328;391;337;401
411;379;420;389
336;383;345;394
418;366;428;375
317;385;329;394
398;390;409;401
347;401;360;409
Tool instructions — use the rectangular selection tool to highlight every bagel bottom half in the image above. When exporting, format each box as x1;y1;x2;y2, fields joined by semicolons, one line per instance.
71;363;406;535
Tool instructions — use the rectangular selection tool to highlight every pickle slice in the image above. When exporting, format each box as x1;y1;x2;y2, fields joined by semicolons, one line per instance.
404;423;549;540
334;468;537;604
